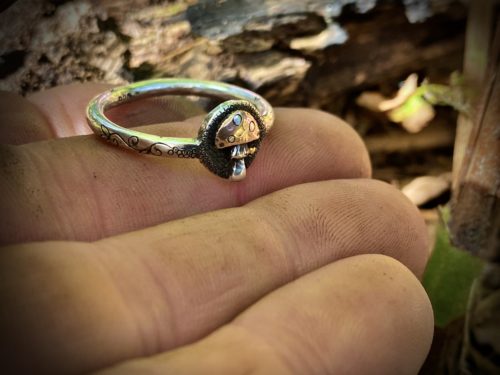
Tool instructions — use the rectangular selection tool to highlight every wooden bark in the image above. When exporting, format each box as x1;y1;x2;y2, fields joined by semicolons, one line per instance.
451;11;500;262
0;0;465;112
0;0;465;186
452;0;496;191
449;4;500;373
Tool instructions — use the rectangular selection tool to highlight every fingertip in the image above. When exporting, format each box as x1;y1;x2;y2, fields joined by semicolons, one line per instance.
363;179;430;277
356;254;434;374
101;254;433;375
341;254;434;374
272;108;372;179
239;108;371;203
234;253;434;375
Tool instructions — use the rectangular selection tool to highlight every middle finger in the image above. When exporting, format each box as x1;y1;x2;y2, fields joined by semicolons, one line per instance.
0;179;428;374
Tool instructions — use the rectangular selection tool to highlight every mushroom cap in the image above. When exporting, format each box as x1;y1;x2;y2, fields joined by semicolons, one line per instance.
215;110;260;149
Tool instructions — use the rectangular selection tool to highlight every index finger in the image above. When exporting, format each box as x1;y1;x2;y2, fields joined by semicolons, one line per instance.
1;106;371;245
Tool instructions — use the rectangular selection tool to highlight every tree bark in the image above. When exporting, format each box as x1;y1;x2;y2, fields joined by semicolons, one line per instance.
450;3;500;373
1;0;465;116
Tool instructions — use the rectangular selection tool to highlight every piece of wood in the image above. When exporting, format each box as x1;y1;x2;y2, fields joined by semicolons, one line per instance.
449;9;500;374
452;0;496;190
365;119;455;154
450;17;500;261
0;0;465;115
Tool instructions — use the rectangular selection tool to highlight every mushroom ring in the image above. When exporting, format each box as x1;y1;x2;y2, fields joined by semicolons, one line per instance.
86;79;274;181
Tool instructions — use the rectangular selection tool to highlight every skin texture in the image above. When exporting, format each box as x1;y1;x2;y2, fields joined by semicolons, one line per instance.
0;84;433;374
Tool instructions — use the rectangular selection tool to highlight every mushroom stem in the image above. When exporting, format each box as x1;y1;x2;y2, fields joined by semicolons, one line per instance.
230;159;246;181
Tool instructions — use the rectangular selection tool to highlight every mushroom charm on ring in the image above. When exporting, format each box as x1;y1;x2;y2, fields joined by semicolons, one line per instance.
215;110;260;181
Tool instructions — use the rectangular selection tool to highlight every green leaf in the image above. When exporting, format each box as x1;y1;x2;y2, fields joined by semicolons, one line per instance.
422;208;484;327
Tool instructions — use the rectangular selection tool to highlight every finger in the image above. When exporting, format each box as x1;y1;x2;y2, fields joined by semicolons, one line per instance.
0;91;54;145
0;179;428;374
96;255;434;375
1;108;371;244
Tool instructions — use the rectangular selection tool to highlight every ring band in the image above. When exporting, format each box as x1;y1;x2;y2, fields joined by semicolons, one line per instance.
86;79;274;181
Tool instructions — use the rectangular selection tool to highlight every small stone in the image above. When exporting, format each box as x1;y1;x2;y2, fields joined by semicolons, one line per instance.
233;114;242;125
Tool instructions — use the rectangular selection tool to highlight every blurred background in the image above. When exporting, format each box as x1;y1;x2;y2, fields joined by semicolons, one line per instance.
1;0;498;373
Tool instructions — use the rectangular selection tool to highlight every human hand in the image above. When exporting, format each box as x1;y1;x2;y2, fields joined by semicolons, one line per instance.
0;84;433;374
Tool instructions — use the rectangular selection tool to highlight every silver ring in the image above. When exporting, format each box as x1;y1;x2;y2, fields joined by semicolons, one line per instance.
86;79;274;181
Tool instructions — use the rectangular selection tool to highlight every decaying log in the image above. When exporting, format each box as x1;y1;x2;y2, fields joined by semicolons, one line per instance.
0;0;465;117
452;0;496;190
450;16;500;262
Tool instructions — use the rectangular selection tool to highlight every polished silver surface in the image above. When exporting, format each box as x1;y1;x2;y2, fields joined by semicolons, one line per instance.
231;159;246;181
86;79;274;180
